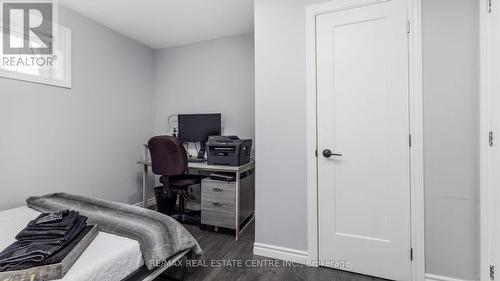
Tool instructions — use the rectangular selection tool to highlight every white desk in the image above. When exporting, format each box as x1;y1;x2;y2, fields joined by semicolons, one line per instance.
137;146;255;241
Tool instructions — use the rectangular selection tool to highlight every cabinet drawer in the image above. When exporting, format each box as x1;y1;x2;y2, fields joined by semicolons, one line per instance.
201;197;235;229
200;178;237;229
201;179;235;198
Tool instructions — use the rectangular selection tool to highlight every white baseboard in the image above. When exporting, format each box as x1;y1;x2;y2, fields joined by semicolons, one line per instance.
250;247;476;281
253;242;309;265
133;197;156;208
426;273;477;281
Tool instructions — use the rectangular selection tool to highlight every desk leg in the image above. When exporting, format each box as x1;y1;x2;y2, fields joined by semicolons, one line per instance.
235;172;241;241
235;168;255;241
143;164;148;208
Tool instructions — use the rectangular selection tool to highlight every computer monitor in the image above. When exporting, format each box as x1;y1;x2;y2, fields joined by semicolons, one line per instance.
178;113;221;159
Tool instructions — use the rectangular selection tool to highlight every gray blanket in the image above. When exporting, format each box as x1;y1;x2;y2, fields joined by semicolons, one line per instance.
27;193;202;270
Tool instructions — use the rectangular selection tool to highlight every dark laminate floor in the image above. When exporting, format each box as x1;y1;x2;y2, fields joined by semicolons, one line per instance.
156;223;387;281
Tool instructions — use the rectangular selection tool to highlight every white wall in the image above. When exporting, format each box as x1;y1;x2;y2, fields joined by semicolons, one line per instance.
0;6;155;210
423;0;479;279
154;34;255;143
255;0;480;280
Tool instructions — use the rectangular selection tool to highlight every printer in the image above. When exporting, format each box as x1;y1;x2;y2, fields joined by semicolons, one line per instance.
206;136;252;166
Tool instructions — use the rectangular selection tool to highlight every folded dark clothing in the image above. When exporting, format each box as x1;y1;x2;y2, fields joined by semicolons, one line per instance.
17;215;87;246
17;237;73;246
16;229;67;239
16;211;79;240
33;211;65;225
0;226;93;272
0;243;56;267
16;211;78;236
0;215;87;270
28;211;77;228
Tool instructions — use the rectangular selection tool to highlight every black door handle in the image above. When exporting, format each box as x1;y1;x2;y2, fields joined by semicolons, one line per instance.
322;149;342;158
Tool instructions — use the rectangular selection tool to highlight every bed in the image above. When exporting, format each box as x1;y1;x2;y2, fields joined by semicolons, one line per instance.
0;206;192;281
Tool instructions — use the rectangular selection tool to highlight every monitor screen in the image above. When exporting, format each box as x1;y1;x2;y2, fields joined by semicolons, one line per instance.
178;113;221;144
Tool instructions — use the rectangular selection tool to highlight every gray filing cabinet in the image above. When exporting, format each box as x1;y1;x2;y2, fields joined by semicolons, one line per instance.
201;171;255;230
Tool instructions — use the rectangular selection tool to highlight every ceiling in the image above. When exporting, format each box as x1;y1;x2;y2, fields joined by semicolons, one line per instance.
59;0;254;49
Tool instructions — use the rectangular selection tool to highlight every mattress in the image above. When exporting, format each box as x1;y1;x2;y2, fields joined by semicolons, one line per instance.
0;206;144;281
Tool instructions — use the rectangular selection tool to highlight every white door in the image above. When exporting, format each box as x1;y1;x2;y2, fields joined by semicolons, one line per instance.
316;1;412;280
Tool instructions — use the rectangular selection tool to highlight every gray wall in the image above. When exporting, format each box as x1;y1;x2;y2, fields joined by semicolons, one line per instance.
154;34;255;143
254;0;315;252
423;0;479;279
0;6;155;210
255;0;480;280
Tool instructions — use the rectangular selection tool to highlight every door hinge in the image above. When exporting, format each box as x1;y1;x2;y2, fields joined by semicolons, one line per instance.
409;134;412;147
315;150;318;157
489;0;493;13
491;265;495;280
410;248;413;261
490;131;494;147
407;20;411;34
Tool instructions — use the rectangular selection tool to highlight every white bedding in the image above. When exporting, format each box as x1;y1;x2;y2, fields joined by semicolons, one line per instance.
0;206;144;281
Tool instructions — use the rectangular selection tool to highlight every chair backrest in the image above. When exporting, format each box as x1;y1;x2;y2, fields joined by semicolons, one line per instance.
148;135;187;176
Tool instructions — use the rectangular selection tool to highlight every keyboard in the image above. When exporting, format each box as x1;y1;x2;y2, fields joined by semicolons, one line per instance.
209;173;236;182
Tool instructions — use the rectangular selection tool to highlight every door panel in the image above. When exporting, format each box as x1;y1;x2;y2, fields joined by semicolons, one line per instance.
316;1;411;280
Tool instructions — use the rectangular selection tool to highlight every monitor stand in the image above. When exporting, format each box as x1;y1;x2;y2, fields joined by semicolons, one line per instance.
188;157;206;163
188;147;206;163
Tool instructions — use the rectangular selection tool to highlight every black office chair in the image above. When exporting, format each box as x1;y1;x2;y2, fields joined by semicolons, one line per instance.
148;135;204;224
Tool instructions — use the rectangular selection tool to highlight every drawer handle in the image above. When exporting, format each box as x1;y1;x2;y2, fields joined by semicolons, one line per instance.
212;202;223;207
213;187;224;192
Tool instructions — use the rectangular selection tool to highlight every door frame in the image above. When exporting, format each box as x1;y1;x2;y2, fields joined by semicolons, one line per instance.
305;0;425;280
480;0;492;280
